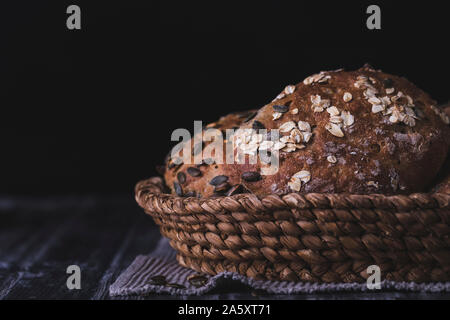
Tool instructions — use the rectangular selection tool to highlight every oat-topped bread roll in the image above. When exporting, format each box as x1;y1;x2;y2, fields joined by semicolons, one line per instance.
164;65;450;197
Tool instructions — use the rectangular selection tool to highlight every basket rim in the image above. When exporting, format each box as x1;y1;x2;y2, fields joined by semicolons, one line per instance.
135;176;450;214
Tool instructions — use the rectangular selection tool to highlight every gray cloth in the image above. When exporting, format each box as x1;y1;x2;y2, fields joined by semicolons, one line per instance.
110;237;450;296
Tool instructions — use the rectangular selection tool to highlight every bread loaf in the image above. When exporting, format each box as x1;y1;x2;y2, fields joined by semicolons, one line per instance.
163;66;450;197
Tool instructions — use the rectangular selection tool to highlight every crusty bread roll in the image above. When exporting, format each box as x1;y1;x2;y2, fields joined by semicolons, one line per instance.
163;66;450;197
431;103;450;194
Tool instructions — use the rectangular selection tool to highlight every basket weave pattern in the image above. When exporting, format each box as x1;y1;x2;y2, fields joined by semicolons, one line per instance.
135;177;450;283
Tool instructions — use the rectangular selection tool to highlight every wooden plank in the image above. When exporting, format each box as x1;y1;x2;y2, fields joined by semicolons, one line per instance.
0;208;85;299
1;198;160;299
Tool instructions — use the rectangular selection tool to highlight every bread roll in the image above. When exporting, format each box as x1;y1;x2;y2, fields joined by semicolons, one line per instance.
163;66;450;197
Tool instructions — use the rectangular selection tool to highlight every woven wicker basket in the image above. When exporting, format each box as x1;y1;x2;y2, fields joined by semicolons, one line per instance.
135;176;450;283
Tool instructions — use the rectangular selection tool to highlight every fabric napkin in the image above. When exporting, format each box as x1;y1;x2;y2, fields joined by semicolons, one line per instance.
110;237;450;296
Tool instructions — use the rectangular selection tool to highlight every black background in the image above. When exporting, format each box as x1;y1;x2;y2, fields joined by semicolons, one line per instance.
1;1;448;195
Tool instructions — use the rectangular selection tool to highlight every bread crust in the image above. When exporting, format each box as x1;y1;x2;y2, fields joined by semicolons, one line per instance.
164;66;450;197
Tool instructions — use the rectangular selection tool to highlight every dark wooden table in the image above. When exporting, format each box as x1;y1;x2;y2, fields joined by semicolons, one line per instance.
0;195;449;300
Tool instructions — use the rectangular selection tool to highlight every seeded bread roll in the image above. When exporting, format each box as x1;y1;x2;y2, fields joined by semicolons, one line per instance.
164;66;450;197
163;110;258;197
431;105;450;194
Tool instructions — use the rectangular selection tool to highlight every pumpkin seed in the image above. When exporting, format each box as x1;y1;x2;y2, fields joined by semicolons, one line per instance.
214;182;231;193
187;274;208;288
209;175;229;186
252;120;265;130
187;167;202;177
241;171;261;182
177;172;186;184
273;105;289;113
173;182;183;196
